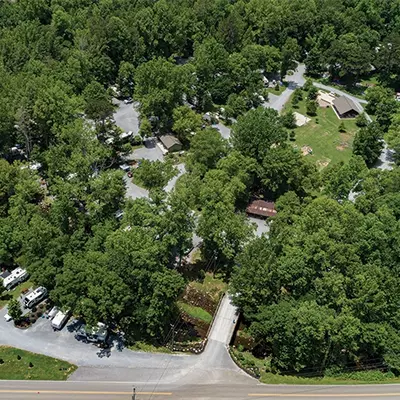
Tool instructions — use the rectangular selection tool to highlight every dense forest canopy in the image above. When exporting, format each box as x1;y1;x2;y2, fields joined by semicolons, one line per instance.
1;0;400;376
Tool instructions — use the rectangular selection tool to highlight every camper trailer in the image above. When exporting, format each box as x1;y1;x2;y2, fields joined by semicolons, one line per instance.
2;268;29;291
51;310;70;330
24;287;48;308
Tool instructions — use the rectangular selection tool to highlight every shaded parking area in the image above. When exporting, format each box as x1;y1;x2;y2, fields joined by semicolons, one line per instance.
112;99;140;134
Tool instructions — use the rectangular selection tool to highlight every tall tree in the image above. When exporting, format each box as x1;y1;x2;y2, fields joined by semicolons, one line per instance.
353;122;384;166
232;107;286;163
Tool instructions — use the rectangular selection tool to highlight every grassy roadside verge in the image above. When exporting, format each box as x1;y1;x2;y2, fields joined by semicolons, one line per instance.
0;346;77;380
230;347;400;385
128;342;172;354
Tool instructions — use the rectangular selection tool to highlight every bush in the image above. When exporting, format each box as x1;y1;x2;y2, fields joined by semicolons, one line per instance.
303;79;313;92
307;86;319;100
338;122;346;132
356;113;368;127
281;110;297;129
274;83;280;91
306;100;318;116
289;131;296;141
29;362;33;368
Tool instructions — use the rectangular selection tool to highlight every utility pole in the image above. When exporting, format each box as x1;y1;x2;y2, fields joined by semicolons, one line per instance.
132;387;136;400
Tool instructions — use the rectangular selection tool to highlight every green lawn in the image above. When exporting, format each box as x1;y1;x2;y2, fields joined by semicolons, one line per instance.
260;371;400;385
289;99;359;169
0;281;33;310
0;346;77;380
177;301;212;323
265;84;287;95
129;341;172;354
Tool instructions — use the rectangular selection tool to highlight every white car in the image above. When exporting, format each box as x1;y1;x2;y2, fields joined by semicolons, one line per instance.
4;313;12;322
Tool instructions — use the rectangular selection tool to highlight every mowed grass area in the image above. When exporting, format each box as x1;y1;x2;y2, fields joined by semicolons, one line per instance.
128;341;172;354
0;281;32;310
288;99;359;169
265;84;286;95
0;346;77;380
177;301;212;323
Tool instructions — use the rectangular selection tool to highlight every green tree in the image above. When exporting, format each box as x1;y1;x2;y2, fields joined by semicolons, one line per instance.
259;145;319;196
322;156;367;201
117;61;135;98
225;94;248;119
134;160;177;190
356;113;369;127
306;100;318;116
139;117;152;138
186;128;228;175
307;85;318;100
353;122;384;166
194;37;232;106
135;58;192;128
365;86;393;115
8;298;22;323
83;81;114;129
172;106;202;143
281;110;297;129
250;301;334;372
281;38;300;76
232;107;286;163
329;33;372;80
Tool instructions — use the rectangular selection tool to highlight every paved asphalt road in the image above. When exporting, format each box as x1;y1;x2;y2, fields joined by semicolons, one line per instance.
1;380;400;399
263;64;306;113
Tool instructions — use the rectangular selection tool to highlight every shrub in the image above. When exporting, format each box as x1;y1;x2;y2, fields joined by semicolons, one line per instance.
289;131;296;141
306;100;318;116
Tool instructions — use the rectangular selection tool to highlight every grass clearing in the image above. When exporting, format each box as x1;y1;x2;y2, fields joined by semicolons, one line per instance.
260;371;400;385
288;98;359;168
178;301;212;323
190;273;227;304
265;84;286;95
0;281;33;310
128;342;172;354
0;346;77;380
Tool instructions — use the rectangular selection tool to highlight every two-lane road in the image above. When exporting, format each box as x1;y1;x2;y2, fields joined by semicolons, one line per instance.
1;380;400;399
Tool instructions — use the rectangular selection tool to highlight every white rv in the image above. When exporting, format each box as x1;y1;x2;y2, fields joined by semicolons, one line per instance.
24;287;48;308
51;310;70;330
2;268;29;291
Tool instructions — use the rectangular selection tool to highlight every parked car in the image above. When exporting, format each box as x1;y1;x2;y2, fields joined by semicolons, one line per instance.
51;310;70;331
4;313;12;322
75;323;108;344
47;306;59;320
119;164;130;172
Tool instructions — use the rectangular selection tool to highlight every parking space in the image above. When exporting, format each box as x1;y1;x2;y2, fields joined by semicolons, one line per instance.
112;99;140;134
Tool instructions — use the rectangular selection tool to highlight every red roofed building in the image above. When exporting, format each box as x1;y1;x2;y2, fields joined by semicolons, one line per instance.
246;200;277;219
